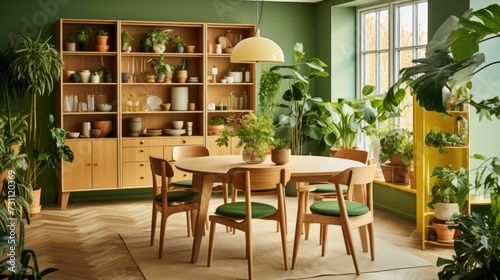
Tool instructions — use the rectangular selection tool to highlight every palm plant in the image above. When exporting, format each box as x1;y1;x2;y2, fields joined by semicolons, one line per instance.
8;29;74;189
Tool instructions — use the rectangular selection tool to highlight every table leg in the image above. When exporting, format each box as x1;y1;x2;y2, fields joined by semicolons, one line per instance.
190;173;214;264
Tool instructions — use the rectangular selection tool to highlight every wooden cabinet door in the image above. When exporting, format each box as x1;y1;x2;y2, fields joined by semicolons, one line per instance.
63;141;92;190
92;140;118;189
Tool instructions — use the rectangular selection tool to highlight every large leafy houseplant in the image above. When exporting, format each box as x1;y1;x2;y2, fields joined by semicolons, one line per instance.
427;165;470;217
383;4;500;119
271;43;329;155
7;30;74;190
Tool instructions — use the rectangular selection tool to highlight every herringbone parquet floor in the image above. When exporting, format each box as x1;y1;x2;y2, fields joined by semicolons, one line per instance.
24;195;453;280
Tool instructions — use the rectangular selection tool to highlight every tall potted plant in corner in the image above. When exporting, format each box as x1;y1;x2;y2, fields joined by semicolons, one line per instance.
272;43;329;155
9;29;74;215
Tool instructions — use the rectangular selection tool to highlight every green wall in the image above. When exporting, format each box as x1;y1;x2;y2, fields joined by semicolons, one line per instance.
0;0;316;204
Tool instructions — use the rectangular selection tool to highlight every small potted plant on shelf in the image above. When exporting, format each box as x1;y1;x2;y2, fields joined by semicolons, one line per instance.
168;35;187;53
121;31;133;52
72;25;93;51
427;164;469;242
139;37;151;52
95;28;108;46
146;28;173;53
216;112;275;164
174;59;189;83
425;118;468;154
207;116;226;135
147;54;172;83
378;127;413;184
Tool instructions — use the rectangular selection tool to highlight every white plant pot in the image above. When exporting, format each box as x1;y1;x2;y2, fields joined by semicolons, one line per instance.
153;44;165;53
434;202;460;221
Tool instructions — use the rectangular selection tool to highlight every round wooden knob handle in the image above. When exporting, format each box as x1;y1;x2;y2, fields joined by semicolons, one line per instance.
140;176;144;180
140;141;144;145
182;140;186;144
140;149;144;152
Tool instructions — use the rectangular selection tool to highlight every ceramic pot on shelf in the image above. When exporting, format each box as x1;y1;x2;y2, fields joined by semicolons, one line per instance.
153;44;165;53
175;70;188;83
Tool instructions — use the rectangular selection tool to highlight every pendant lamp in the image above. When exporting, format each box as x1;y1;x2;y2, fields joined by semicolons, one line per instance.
230;0;284;63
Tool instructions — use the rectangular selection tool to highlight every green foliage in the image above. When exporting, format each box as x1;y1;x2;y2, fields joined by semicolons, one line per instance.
71;25;93;46
121;31;133;48
146;28;173;46
427;164;470;212
436;211;500;279
311;85;392;149
174;59;189;71
258;66;282;120
96;28;108;36
425;123;467;154
139;37;151;48
8;30;73;189
383;4;500;119
208;116;225;126
147;55;172;75
271;43;329;155
378;127;413;166
0;247;58;279
168;35;186;47
216;112;275;158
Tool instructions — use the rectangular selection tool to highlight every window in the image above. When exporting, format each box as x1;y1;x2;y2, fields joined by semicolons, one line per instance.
357;0;428;129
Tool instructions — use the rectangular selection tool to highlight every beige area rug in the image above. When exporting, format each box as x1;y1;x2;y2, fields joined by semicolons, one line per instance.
120;197;431;280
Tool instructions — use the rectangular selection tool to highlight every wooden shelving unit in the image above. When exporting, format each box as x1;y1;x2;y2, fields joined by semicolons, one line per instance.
55;19;255;210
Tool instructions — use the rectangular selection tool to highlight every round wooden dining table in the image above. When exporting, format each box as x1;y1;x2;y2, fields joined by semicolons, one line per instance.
174;154;364;264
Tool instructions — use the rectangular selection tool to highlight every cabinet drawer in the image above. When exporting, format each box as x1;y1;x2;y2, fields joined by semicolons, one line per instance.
122;146;163;162
122;162;152;187
122;136;204;147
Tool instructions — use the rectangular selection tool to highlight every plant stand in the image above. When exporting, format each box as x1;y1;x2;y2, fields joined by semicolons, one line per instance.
380;163;409;184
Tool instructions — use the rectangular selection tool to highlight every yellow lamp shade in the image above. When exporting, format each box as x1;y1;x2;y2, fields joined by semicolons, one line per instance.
230;29;284;63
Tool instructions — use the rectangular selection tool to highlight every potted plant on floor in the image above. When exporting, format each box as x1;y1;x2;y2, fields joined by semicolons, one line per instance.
7;30;74;215
146;28;173;53
427;164;469;242
216;112;275;164
72;25;93;51
378;127;413;184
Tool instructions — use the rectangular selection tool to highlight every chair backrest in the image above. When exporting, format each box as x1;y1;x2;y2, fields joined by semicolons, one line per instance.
327;164;377;208
227;166;291;193
333;149;369;164
149;156;174;199
172;145;209;161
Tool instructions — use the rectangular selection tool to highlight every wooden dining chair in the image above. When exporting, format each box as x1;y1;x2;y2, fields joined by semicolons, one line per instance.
207;166;291;280
149;156;200;259
304;149;369;240
292;164;377;275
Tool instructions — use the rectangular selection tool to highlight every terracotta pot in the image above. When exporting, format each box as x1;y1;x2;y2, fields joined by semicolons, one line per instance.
96;35;108;45
432;221;456;242
271;149;291;165
380;163;410;184
175;70;188;83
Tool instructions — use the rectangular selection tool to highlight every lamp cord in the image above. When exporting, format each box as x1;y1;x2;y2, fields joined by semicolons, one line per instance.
255;0;264;35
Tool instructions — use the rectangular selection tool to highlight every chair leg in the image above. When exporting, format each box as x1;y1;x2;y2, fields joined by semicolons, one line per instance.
279;217;289;271
158;214;168;259
186;211;192;237
150;208;157;246
343;226;360;275
292;192;306;270
245;230;253;280
341;227;351;255
321;224;328;257
368;223;375;261
207;219;217;267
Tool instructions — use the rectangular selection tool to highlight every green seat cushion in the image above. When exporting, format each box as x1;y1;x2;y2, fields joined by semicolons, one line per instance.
172;179;192;187
312;184;348;193
310;201;369;216
215;202;277;219
155;191;200;203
